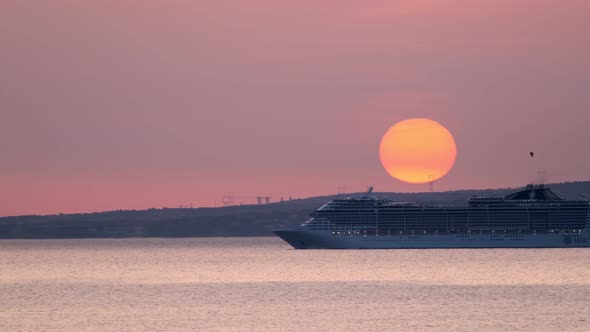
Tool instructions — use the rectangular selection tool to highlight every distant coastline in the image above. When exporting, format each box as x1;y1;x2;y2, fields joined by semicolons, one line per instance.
1;181;589;239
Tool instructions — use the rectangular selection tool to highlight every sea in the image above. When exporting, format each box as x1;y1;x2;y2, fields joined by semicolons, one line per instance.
0;237;588;331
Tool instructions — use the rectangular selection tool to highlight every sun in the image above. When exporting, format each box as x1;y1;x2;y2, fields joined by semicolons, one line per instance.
379;118;457;184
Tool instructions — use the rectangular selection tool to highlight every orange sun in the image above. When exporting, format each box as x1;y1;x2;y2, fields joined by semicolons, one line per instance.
379;118;457;184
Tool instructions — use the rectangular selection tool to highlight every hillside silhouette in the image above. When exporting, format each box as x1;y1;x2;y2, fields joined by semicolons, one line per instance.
1;181;589;239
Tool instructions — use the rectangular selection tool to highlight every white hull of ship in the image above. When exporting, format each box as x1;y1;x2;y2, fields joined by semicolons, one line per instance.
274;229;590;249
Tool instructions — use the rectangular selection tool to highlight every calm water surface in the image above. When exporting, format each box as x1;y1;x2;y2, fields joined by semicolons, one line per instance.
0;237;589;331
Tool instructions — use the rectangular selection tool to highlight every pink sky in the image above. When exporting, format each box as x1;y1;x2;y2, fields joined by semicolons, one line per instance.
1;1;589;216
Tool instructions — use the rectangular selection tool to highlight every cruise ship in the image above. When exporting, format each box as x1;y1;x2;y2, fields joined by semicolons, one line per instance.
273;185;590;249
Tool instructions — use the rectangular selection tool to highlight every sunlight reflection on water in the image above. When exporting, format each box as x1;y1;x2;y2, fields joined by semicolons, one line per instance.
0;237;588;331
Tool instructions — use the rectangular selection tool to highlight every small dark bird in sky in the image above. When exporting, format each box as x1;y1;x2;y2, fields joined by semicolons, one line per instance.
530;152;534;158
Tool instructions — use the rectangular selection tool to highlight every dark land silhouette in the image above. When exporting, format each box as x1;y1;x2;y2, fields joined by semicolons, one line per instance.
1;181;589;239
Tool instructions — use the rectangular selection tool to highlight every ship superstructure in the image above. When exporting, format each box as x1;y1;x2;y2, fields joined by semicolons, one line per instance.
273;185;590;249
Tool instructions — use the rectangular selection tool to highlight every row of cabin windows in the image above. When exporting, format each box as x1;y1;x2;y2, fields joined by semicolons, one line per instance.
330;229;584;235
